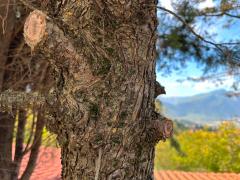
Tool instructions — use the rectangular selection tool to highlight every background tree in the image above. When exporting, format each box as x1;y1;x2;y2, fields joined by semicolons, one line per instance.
155;122;240;172
0;1;53;179
157;0;240;92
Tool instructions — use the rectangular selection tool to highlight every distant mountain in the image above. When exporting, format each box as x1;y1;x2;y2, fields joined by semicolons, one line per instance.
159;89;240;125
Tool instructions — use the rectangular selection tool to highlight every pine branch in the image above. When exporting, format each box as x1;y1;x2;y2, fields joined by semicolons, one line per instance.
156;5;240;67
156;6;240;46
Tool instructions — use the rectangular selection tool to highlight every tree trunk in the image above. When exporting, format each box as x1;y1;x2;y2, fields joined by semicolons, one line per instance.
23;0;173;179
0;1;16;179
20;110;45;180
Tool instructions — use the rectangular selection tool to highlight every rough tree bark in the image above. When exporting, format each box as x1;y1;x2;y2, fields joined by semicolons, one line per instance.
22;0;173;179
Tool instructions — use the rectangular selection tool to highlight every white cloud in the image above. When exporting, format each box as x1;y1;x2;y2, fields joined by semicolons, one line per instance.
159;0;174;11
182;81;193;88
193;80;216;92
159;0;214;11
193;76;234;93
157;74;235;97
198;0;214;9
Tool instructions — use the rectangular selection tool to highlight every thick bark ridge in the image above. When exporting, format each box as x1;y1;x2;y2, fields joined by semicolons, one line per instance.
23;0;172;179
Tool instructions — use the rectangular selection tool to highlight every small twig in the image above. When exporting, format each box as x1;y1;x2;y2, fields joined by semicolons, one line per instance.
19;0;36;11
227;92;240;97
186;71;240;82
198;10;240;19
94;148;102;180
0;0;10;34
224;12;240;19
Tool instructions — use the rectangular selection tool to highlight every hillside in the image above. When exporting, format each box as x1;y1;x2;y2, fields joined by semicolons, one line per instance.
159;89;240;125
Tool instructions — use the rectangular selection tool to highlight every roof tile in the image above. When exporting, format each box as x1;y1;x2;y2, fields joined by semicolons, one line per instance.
19;147;240;180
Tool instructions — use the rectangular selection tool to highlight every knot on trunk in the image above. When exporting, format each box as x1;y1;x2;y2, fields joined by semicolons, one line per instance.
155;81;166;98
146;112;173;144
24;10;47;51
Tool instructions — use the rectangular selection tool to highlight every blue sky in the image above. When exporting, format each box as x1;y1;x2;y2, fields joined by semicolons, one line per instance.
157;0;239;97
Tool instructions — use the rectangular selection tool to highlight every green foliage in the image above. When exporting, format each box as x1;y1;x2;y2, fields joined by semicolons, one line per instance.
15;110;57;147
155;122;240;172
41;126;58;147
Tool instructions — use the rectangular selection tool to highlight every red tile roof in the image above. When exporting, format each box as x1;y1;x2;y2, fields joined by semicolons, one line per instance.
19;147;61;180
154;171;240;180
19;147;240;180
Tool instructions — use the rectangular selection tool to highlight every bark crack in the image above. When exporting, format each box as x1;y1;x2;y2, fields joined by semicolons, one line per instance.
94;148;102;180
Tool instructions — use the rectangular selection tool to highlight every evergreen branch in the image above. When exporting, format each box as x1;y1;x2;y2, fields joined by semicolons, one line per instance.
156;6;240;47
19;0;37;11
156;6;240;66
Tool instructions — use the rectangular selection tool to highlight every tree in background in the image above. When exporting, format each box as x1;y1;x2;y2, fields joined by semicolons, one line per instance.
157;0;240;92
155;122;240;172
0;1;54;179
